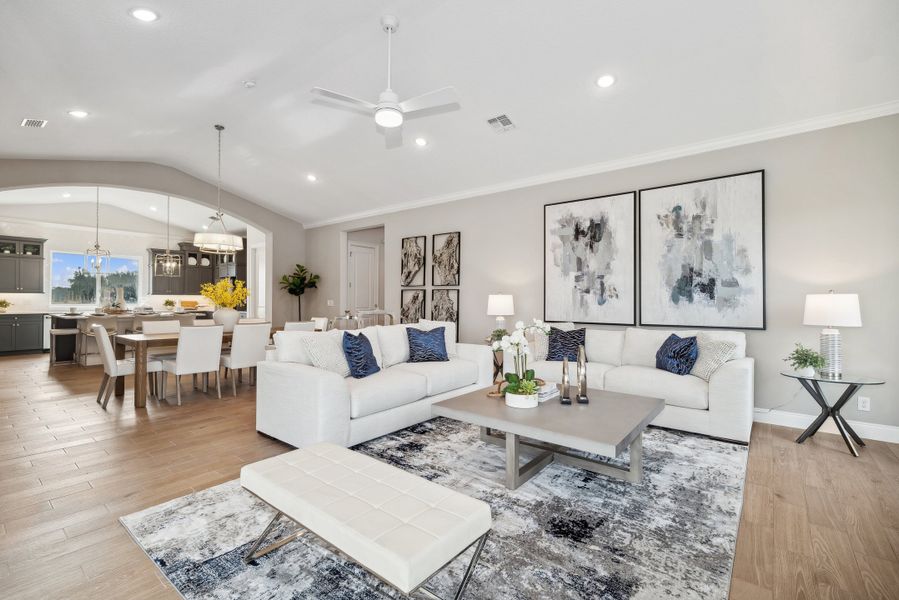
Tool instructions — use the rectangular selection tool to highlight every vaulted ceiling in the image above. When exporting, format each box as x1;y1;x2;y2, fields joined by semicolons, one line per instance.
1;0;897;226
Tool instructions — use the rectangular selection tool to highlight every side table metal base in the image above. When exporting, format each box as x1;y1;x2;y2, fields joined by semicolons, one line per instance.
795;379;865;457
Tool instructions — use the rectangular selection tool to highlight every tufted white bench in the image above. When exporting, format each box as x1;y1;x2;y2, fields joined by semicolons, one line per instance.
240;442;492;599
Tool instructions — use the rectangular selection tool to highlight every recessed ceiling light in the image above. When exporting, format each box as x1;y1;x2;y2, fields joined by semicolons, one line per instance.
130;8;158;22
596;74;616;88
243;80;257;89
67;109;89;118
202;224;209;230
149;206;157;212
414;137;428;147
306;174;317;182
61;192;71;198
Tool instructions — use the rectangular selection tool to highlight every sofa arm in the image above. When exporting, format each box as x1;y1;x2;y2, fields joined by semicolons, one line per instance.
456;343;495;387
256;361;351;448
707;357;755;442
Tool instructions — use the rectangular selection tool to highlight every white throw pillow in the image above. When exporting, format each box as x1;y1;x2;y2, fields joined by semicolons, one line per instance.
342;326;383;367
621;328;675;368
301;330;350;377
584;329;625;366
417;319;457;356
273;330;317;364
691;334;737;381
377;324;412;367
532;322;575;361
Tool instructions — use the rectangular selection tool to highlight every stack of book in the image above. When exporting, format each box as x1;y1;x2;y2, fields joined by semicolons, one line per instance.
537;385;560;403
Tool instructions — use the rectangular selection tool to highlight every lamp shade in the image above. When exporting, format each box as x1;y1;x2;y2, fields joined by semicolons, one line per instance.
803;293;862;327
487;294;514;316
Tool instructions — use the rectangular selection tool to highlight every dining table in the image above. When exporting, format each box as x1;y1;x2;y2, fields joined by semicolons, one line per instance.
114;331;238;407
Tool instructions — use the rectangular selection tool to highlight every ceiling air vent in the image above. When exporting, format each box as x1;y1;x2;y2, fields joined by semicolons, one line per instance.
20;118;48;128
486;114;515;133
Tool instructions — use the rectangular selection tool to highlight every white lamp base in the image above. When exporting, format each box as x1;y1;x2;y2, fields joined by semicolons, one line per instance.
495;316;506;331
820;328;842;379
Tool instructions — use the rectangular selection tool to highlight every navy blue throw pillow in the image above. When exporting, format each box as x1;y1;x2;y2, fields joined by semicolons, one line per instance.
655;334;699;375
407;327;449;362
546;327;586;361
342;332;380;378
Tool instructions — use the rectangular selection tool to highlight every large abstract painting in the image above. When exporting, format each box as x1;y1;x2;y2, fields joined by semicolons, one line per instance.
639;170;765;329
400;289;426;324
430;288;459;336
432;232;460;286
544;192;636;325
400;236;426;287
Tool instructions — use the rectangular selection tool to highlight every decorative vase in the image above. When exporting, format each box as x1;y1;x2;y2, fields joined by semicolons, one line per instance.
795;366;816;377
505;392;539;409
213;307;240;332
0;307;6;313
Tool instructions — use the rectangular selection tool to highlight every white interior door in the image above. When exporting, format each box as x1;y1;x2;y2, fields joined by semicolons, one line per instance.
348;242;378;314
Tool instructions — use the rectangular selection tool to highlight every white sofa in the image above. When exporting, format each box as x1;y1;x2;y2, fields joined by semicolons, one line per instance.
256;324;494;448
512;327;754;443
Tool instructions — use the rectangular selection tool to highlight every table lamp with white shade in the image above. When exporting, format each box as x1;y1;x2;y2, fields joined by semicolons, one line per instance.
803;291;862;379
487;294;514;331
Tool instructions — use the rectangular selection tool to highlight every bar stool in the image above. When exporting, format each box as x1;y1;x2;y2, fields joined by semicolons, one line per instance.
49;328;78;367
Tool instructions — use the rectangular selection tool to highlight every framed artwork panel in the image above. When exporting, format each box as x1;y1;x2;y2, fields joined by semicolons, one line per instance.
400;289;426;324
400;235;426;287
432;231;460;286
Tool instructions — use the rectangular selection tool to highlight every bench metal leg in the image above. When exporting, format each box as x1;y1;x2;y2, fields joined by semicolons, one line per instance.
243;511;309;563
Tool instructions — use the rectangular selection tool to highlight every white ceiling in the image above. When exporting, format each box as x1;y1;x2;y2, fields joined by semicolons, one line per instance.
1;1;897;227
0;186;247;235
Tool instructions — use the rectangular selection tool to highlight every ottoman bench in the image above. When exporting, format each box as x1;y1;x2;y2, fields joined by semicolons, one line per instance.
240;442;492;599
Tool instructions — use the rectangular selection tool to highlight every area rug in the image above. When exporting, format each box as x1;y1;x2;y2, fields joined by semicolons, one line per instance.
120;418;748;599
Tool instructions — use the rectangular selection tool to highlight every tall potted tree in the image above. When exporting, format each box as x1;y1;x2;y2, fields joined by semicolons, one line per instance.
279;264;320;321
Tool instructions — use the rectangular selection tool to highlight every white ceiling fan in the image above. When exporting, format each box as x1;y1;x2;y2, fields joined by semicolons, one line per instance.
311;15;459;131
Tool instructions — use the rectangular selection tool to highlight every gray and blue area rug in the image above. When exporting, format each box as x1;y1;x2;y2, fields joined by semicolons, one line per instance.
120;418;748;599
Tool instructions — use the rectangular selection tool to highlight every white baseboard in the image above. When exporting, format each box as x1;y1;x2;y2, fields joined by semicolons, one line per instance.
753;408;899;444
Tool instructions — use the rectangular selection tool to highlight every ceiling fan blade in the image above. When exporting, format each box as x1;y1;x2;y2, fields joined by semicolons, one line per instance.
311;87;377;111
398;86;460;114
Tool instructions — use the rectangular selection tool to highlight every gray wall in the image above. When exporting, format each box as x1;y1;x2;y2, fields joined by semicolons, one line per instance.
0;159;306;327
305;114;899;427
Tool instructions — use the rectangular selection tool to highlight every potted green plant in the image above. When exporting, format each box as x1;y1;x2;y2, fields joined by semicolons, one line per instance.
279;264;320;321
0;299;11;313
163;299;176;310
784;343;825;377
492;319;550;408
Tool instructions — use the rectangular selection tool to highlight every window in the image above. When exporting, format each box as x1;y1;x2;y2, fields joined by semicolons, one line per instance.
51;252;140;305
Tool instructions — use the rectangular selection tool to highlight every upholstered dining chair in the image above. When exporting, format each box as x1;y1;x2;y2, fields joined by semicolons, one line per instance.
284;321;316;332
92;324;162;409
220;323;271;396
311;317;329;331
160;325;224;405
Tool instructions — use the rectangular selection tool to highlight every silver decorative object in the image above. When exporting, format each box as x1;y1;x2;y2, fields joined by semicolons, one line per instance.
820;330;842;379
560;358;571;404
576;345;589;403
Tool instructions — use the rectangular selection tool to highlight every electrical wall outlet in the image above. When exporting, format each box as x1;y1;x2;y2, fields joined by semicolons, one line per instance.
857;396;871;412
327;299;335;307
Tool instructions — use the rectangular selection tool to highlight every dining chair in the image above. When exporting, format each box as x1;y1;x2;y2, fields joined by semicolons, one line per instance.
311;317;329;331
92;324;162;409
192;319;217;326
160;325;224;405
142;320;181;334
284;321;316;332
239;318;269;324
78;316;119;366
220;323;272;396
329;315;360;331
357;310;395;327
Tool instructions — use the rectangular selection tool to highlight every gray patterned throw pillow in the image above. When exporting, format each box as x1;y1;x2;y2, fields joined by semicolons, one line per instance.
302;330;351;377
690;334;737;381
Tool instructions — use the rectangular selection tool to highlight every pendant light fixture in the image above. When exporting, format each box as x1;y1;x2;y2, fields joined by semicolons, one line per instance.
193;124;243;256
154;196;182;277
84;187;111;274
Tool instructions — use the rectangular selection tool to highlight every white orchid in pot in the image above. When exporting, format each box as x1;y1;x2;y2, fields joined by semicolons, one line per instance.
492;319;550;408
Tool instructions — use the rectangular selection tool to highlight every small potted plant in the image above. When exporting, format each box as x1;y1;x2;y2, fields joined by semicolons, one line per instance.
492;319;550;408
163;299;175;310
784;343;825;377
0;299;11;313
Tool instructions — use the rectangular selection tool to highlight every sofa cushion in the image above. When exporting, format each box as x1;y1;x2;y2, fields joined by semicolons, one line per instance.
417;319;457;356
527;360;612;390
342;332;380;379
377;324;412;367
348;368;428;418
273;330;317;365
407;327;449;363
690;334;737;381
546;327;585;361
392;359;479;396
532;322;574;361
303;330;350;377
345;326;384;367
584;329;625;366
680;330;746;359
621;328;674;367
655;334;699;375
604;365;708;410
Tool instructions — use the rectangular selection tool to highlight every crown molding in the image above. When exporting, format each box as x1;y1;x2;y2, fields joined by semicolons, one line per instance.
304;100;899;229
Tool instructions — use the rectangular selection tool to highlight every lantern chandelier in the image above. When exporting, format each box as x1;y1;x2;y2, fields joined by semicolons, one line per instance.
193;124;243;256
84;187;111;274
153;196;182;277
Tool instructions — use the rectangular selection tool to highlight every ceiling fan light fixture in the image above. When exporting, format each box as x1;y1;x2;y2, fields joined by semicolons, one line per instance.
375;107;403;128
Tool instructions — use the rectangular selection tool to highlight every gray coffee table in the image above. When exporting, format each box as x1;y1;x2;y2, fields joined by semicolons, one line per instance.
432;387;664;490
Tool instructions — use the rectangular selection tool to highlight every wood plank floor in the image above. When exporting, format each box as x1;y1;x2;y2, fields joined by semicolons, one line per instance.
1;353;897;599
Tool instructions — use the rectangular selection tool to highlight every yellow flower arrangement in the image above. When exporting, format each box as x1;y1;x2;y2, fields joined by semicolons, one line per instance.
200;279;249;309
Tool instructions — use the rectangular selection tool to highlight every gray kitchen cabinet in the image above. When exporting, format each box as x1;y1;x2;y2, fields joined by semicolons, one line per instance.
0;259;16;293
0;315;44;353
0;237;46;293
17;259;43;293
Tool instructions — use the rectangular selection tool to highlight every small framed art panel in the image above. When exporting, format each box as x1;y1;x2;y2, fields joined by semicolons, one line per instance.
638;170;765;329
544;191;636;325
